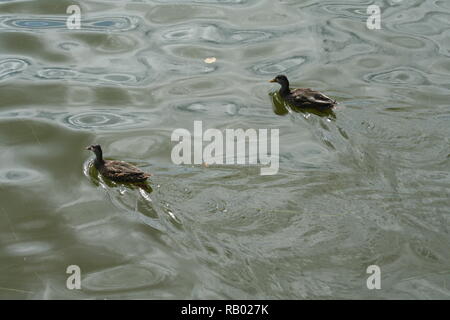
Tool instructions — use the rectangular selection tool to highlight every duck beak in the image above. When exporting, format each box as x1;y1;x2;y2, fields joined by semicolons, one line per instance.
86;146;92;151
269;79;276;83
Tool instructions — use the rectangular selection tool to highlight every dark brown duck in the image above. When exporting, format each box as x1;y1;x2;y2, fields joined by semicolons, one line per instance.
86;144;151;183
270;75;336;110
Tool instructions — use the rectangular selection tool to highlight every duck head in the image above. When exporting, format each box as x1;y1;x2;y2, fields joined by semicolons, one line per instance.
86;144;103;162
270;75;289;86
270;75;290;95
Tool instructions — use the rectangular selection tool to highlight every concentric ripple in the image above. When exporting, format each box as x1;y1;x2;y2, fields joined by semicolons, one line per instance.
67;112;126;129
0;168;43;184
365;67;429;86
64;110;155;131
82;264;174;293
0;109;159;131
0;58;29;81
36;68;79;80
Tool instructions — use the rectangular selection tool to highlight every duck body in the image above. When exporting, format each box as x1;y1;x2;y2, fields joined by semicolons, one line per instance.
96;160;151;183
87;144;151;183
270;75;336;110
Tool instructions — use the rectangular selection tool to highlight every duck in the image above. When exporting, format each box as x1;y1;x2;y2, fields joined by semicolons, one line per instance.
86;144;151;183
269;75;336;110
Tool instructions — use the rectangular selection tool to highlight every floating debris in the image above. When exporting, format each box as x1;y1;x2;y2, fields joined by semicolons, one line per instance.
204;57;217;64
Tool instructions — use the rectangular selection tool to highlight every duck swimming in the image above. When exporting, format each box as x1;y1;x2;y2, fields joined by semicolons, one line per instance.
270;75;336;110
86;144;151;183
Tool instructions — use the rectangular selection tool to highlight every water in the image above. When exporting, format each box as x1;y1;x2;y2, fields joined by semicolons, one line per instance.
0;0;449;299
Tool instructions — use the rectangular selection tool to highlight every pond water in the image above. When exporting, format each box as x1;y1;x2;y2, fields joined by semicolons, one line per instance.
0;0;449;299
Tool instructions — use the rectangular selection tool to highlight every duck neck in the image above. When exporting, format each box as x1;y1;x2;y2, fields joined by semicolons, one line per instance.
94;149;105;167
278;80;290;97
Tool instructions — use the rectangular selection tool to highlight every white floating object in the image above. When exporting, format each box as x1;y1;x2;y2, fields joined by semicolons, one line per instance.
204;57;216;64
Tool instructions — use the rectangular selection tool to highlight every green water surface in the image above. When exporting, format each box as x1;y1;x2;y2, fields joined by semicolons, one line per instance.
0;0;449;299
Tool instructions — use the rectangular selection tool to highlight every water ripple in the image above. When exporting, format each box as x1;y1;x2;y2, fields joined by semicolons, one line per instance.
321;3;371;20
147;4;227;24
36;68;78;80
139;54;216;77
157;22;274;45
0;109;160;131
66;112;132;129
1;0;449;301
63;110;159;131
176;100;241;116
152;0;254;4
251;56;308;75
0;58;29;81
0;168;42;184
0;16;140;32
387;11;450;37
364;67;429;86
82;264;174;292
35;67;143;85
5;241;53;256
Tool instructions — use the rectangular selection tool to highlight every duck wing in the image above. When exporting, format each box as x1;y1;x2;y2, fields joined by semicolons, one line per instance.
290;88;336;107
102;160;151;182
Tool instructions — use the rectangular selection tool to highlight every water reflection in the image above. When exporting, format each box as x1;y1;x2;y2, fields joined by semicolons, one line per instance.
81;159;180;233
